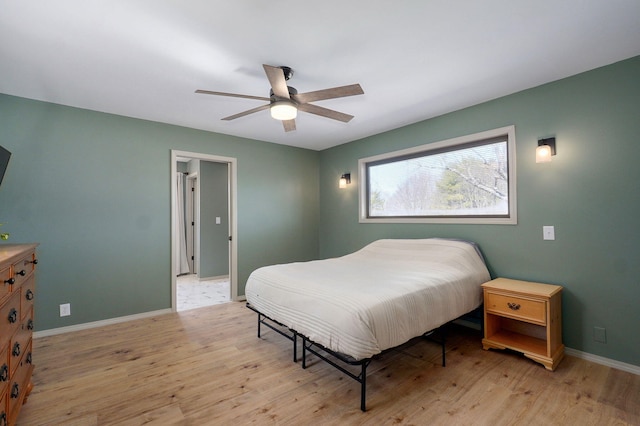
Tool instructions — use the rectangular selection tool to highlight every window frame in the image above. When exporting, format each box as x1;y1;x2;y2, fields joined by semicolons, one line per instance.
358;125;517;224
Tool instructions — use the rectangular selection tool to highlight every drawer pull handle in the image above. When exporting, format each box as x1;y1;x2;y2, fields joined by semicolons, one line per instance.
8;308;17;323
0;364;8;381
26;289;35;300
27;319;34;330
12;342;20;357
1;411;6;426
29;259;38;265
16;269;26;277
507;302;521;311
27;352;33;364
10;383;19;399
3;278;15;285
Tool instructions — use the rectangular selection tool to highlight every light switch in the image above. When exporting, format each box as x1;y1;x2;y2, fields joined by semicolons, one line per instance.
543;225;555;240
216;217;221;225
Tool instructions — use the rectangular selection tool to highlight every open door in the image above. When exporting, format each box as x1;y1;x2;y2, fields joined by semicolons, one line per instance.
171;150;238;311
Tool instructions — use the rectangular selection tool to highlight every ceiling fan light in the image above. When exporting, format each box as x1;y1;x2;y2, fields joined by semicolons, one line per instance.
270;101;297;121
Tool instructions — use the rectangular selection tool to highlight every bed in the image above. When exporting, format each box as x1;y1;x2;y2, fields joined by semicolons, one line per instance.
245;238;491;410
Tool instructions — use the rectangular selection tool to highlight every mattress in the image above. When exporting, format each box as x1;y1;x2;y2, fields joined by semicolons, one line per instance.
245;238;491;361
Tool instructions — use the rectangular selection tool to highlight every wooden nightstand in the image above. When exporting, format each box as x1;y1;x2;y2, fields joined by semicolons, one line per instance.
482;278;564;371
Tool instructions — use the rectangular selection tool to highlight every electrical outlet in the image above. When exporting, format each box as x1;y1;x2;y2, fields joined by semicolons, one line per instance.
594;326;606;343
543;225;555;240
60;303;71;317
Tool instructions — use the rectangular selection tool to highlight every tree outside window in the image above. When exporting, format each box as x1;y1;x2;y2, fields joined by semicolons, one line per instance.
360;126;516;224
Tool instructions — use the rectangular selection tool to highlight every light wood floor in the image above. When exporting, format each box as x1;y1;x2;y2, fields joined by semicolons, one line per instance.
18;301;639;425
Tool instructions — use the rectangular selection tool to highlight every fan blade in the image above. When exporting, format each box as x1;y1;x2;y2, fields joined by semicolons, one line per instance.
293;84;363;104
221;104;270;121
263;64;290;99
297;103;354;123
195;90;270;102
282;119;296;132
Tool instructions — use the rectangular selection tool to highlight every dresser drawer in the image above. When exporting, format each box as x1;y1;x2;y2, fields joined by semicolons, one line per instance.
1;389;7;426
20;276;35;321
0;266;10;304
0;292;20;350
485;291;546;325
1;344;8;398
9;312;32;377
11;252;36;288
8;340;32;421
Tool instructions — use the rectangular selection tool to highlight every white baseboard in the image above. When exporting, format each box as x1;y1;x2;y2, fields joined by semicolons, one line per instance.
34;308;173;338
565;347;640;375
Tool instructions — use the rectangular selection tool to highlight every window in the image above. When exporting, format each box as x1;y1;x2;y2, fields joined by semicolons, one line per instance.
359;126;516;224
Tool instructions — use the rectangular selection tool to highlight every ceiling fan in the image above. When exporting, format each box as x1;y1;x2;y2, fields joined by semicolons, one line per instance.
195;64;364;132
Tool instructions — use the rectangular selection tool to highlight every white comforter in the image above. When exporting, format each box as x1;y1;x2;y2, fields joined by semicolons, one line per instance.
245;239;491;360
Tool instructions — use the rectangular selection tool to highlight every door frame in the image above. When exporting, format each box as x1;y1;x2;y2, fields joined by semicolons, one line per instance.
170;149;238;310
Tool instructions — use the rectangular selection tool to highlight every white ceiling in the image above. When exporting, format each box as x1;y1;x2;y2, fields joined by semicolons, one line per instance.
1;1;639;151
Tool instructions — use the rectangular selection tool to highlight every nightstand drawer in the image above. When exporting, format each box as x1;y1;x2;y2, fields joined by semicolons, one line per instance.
485;292;546;324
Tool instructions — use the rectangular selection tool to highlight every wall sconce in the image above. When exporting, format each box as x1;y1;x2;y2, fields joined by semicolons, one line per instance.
339;173;351;189
536;137;556;163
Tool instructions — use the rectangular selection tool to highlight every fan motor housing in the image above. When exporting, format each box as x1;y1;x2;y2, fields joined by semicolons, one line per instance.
270;86;298;102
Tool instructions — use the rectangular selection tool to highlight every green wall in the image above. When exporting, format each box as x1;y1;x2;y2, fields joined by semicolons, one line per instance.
318;56;640;366
0;94;319;330
1;55;638;367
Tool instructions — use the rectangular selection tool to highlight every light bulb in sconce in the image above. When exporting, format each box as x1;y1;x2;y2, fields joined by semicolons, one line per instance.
339;173;351;189
536;137;556;163
536;145;552;163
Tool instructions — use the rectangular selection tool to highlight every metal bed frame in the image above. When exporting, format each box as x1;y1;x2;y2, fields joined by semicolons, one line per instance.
246;303;449;412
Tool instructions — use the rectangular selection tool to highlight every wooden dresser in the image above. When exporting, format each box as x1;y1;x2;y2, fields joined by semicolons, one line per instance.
1;244;38;426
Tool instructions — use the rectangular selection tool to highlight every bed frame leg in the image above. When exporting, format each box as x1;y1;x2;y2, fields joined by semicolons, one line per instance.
360;363;367;412
442;326;446;367
257;313;262;338
302;336;307;369
293;332;298;363
424;326;447;367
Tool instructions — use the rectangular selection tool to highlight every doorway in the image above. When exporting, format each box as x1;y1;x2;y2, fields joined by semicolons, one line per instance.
171;150;238;311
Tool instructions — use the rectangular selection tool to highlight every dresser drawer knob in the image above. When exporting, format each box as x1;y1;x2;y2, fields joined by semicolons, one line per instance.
7;308;17;323
10;383;19;399
27;352;33;364
27;319;34;330
12;342;20;357
29;259;38;265
0;411;6;426
507;302;521;311
26;289;35;300
0;364;7;381
3;278;15;285
15;269;26;277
